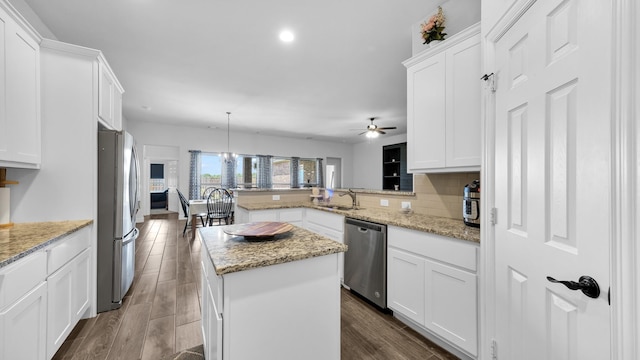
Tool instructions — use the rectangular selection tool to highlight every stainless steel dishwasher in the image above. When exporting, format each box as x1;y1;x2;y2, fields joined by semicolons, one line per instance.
344;218;387;309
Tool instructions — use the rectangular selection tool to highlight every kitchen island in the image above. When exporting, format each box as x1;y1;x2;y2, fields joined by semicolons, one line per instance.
199;223;347;360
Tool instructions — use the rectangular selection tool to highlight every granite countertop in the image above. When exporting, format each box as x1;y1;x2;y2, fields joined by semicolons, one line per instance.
199;224;348;276
237;202;480;243
0;220;93;268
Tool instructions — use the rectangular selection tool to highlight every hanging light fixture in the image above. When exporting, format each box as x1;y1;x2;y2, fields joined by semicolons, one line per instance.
223;111;236;163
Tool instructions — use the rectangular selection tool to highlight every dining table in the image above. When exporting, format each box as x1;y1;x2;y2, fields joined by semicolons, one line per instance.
188;199;208;240
188;199;235;240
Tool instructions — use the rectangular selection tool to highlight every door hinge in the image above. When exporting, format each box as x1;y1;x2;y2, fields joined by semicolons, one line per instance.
491;338;498;360
481;72;496;92
490;207;498;225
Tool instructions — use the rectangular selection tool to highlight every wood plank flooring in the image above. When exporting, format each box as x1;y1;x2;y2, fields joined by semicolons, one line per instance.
53;213;458;360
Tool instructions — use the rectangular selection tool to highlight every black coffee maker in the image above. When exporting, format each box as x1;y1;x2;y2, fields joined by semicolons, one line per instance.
463;180;480;227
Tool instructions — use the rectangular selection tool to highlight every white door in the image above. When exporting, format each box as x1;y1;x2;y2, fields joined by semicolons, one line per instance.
493;0;611;359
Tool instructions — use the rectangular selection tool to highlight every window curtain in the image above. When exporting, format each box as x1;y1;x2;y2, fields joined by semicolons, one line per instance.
188;150;201;200
221;157;237;189
290;157;300;188
316;158;324;188
257;155;272;189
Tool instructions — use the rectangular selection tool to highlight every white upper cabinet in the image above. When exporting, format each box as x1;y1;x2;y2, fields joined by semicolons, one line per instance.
404;24;481;173
98;59;124;131
0;3;41;169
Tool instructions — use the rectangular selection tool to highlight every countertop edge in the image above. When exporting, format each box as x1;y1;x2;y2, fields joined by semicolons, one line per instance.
199;226;348;276
0;220;93;268
237;203;480;244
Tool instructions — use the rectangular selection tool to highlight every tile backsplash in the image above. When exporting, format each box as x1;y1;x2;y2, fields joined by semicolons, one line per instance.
236;172;480;221
350;172;479;220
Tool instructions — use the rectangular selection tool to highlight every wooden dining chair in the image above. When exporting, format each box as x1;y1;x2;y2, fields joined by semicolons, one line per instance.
202;186;216;200
206;188;233;226
177;188;206;236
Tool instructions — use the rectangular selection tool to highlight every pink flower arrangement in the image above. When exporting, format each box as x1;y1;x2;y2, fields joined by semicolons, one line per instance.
420;6;447;44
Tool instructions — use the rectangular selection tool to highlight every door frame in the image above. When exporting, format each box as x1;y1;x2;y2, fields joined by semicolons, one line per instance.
479;1;638;359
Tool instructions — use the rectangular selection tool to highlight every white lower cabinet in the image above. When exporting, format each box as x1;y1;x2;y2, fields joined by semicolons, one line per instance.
388;248;425;324
302;208;345;282
200;239;341;360
388;226;478;358
46;248;90;359
0;281;47;360
201;257;222;360
238;208;303;226
0;226;92;360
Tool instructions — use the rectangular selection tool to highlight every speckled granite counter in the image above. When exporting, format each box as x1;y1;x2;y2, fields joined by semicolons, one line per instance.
199;224;348;275
237;202;480;243
0;220;93;268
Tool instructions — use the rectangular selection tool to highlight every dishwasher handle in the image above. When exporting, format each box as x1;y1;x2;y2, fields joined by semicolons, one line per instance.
345;217;386;232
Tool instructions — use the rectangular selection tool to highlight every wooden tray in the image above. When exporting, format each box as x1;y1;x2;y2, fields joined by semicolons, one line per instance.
223;222;293;241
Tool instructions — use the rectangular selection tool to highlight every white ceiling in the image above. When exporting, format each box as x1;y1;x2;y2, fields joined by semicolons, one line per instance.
21;0;438;143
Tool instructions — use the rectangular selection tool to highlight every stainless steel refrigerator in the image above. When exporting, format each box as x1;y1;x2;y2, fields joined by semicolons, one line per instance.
97;130;140;313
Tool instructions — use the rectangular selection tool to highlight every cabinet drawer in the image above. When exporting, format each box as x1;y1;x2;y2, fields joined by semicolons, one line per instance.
304;209;344;232
278;208;303;222
0;251;47;309
388;226;477;272
47;227;90;274
250;210;278;222
304;222;343;243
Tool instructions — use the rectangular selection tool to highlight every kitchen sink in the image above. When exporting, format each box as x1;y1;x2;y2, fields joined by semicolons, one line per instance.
315;204;360;211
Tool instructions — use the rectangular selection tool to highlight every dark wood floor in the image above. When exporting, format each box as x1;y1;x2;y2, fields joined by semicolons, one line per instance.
53;213;458;360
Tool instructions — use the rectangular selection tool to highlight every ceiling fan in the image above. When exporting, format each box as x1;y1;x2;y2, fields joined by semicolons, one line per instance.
358;117;396;138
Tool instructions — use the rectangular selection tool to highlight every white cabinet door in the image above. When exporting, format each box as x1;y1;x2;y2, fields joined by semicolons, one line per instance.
0;281;47;360
387;247;425;325
72;248;91;319
445;34;481;168
278;208;303;226
204;281;222;360
47;256;75;358
0;5;41;168
405;26;481;173
47;247;91;358
98;64;115;127
424;259;477;356
406;51;447;171
249;209;278;222
113;89;123;131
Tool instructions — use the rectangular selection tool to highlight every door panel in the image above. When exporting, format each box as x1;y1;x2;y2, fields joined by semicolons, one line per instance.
493;0;611;358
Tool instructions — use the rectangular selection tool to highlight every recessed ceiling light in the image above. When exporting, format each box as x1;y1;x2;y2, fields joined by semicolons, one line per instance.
279;30;294;42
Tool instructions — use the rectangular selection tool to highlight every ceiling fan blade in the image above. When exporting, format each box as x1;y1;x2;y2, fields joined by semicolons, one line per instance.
357;131;368;135
378;130;387;135
378;126;397;130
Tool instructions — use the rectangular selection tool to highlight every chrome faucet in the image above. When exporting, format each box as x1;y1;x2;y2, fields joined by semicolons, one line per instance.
339;189;357;208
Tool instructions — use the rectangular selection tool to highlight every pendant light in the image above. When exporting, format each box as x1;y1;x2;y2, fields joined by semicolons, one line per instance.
223;111;236;163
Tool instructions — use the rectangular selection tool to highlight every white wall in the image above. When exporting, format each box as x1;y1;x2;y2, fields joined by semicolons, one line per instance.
411;0;481;57
351;133;407;189
126;120;356;208
7;0;56;39
8;46;97;222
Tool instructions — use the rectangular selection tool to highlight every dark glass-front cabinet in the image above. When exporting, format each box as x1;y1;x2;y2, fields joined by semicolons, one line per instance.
382;143;412;191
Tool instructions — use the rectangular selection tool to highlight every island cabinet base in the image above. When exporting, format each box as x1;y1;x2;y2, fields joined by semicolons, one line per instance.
201;249;341;360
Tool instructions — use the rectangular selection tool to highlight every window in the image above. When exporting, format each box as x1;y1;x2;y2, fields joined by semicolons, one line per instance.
200;153;222;197
236;155;257;189
299;159;317;187
189;152;323;196
271;157;291;189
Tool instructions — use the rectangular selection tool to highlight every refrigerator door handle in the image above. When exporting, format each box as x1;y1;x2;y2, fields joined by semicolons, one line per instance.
123;227;139;246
